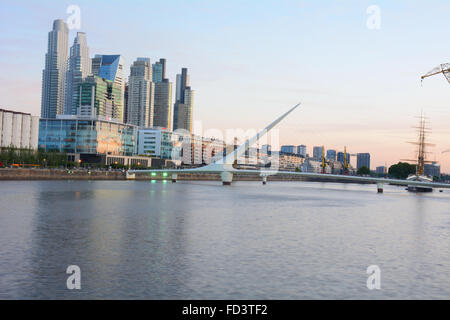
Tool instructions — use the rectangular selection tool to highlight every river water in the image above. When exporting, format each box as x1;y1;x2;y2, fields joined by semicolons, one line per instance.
1;180;450;299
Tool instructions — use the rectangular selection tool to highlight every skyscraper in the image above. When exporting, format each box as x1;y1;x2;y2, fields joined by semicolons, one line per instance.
173;68;194;133
65;32;91;115
153;79;172;129
152;58;166;83
91;55;125;122
297;145;307;157
41;19;69;118
75;75;123;120
127;58;154;127
357;153;371;170
326;149;337;161
313;146;324;161
281;145;295;154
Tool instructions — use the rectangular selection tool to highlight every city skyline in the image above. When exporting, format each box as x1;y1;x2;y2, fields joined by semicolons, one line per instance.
1;1;450;171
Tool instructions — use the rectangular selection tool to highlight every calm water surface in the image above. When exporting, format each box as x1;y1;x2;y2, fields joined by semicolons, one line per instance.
1;180;450;299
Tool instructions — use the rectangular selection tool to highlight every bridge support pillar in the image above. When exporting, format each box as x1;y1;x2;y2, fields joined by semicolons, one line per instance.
262;175;267;185
221;171;233;186
377;182;384;193
172;174;177;183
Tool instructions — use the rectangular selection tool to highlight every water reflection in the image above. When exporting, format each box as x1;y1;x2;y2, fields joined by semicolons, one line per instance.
1;181;450;299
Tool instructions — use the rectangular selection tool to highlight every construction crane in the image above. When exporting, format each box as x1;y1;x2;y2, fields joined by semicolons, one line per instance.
321;146;327;174
421;63;450;84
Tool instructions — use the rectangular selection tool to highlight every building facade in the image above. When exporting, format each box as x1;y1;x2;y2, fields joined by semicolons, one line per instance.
357;153;371;170
153;80;172;129
38;117;137;156
65;32;91;115
281;145;295;154
91;55;126;122
326;149;337;161
127;58;154;127
313;146;324;161
75;76;123;121
173;68;194;133
297;145;307;157
1;109;39;149
152;58;166;83
41;19;69;119
424;162;440;178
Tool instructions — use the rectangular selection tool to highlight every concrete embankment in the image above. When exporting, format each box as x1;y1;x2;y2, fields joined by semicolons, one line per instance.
0;168;373;185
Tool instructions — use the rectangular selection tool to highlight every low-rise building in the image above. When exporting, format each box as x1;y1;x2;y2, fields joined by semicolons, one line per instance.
1;108;39;149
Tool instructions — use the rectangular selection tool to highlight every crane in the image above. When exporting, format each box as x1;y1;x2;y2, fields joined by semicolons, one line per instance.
421;63;450;84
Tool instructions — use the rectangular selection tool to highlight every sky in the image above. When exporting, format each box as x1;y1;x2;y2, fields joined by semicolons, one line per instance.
1;0;449;171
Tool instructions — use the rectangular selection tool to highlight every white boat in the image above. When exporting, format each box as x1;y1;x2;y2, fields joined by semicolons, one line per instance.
407;174;433;192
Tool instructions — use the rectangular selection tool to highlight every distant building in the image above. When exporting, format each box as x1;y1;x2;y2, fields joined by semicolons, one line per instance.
152;58;166;83
65;32;91;115
313;146;324;161
300;159;327;173
127;58;154;127
337;152;351;165
137;127;179;159
424;162;440;178
0;108;39;150
281;145;295;154
91;55;126;122
173;68;194;133
357;153;371;170
41;19;69;118
297;145;307;157
261;144;271;155
75;76;123;121
376;166;387;175
153;79;172;130
326;149;337;161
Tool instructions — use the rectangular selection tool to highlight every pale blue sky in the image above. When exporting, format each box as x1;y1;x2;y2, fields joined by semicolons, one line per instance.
1;0;449;170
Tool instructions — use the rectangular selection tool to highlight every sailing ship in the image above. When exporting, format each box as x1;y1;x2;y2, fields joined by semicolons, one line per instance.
404;114;435;192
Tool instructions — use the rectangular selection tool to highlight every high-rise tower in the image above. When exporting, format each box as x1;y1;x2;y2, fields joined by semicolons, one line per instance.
65;32;91;115
127;58;154;127
41;19;69;118
173;68;194;132
91;55;125;122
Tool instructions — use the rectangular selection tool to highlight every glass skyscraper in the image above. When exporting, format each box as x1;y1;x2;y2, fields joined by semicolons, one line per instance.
41;19;69;119
173;68;194;133
65;32;91;115
91;55;126;122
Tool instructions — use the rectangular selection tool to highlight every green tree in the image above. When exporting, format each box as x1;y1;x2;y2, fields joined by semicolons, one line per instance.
388;162;416;179
357;166;371;176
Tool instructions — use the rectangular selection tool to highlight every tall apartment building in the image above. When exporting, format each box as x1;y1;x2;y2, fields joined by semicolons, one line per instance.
41;19;69;118
357;153;371;170
153;79;172;129
313;146;324;161
280;145;295;154
0;108;39;149
152;58;166;83
127;58;154;127
297;145;307;157
65;32;91;115
173;68;194;133
91;55;125;122
326;149;337;161
75;76;123;120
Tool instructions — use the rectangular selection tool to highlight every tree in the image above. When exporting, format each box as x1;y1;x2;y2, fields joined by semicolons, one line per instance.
357;166;371;176
388;162;416;179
